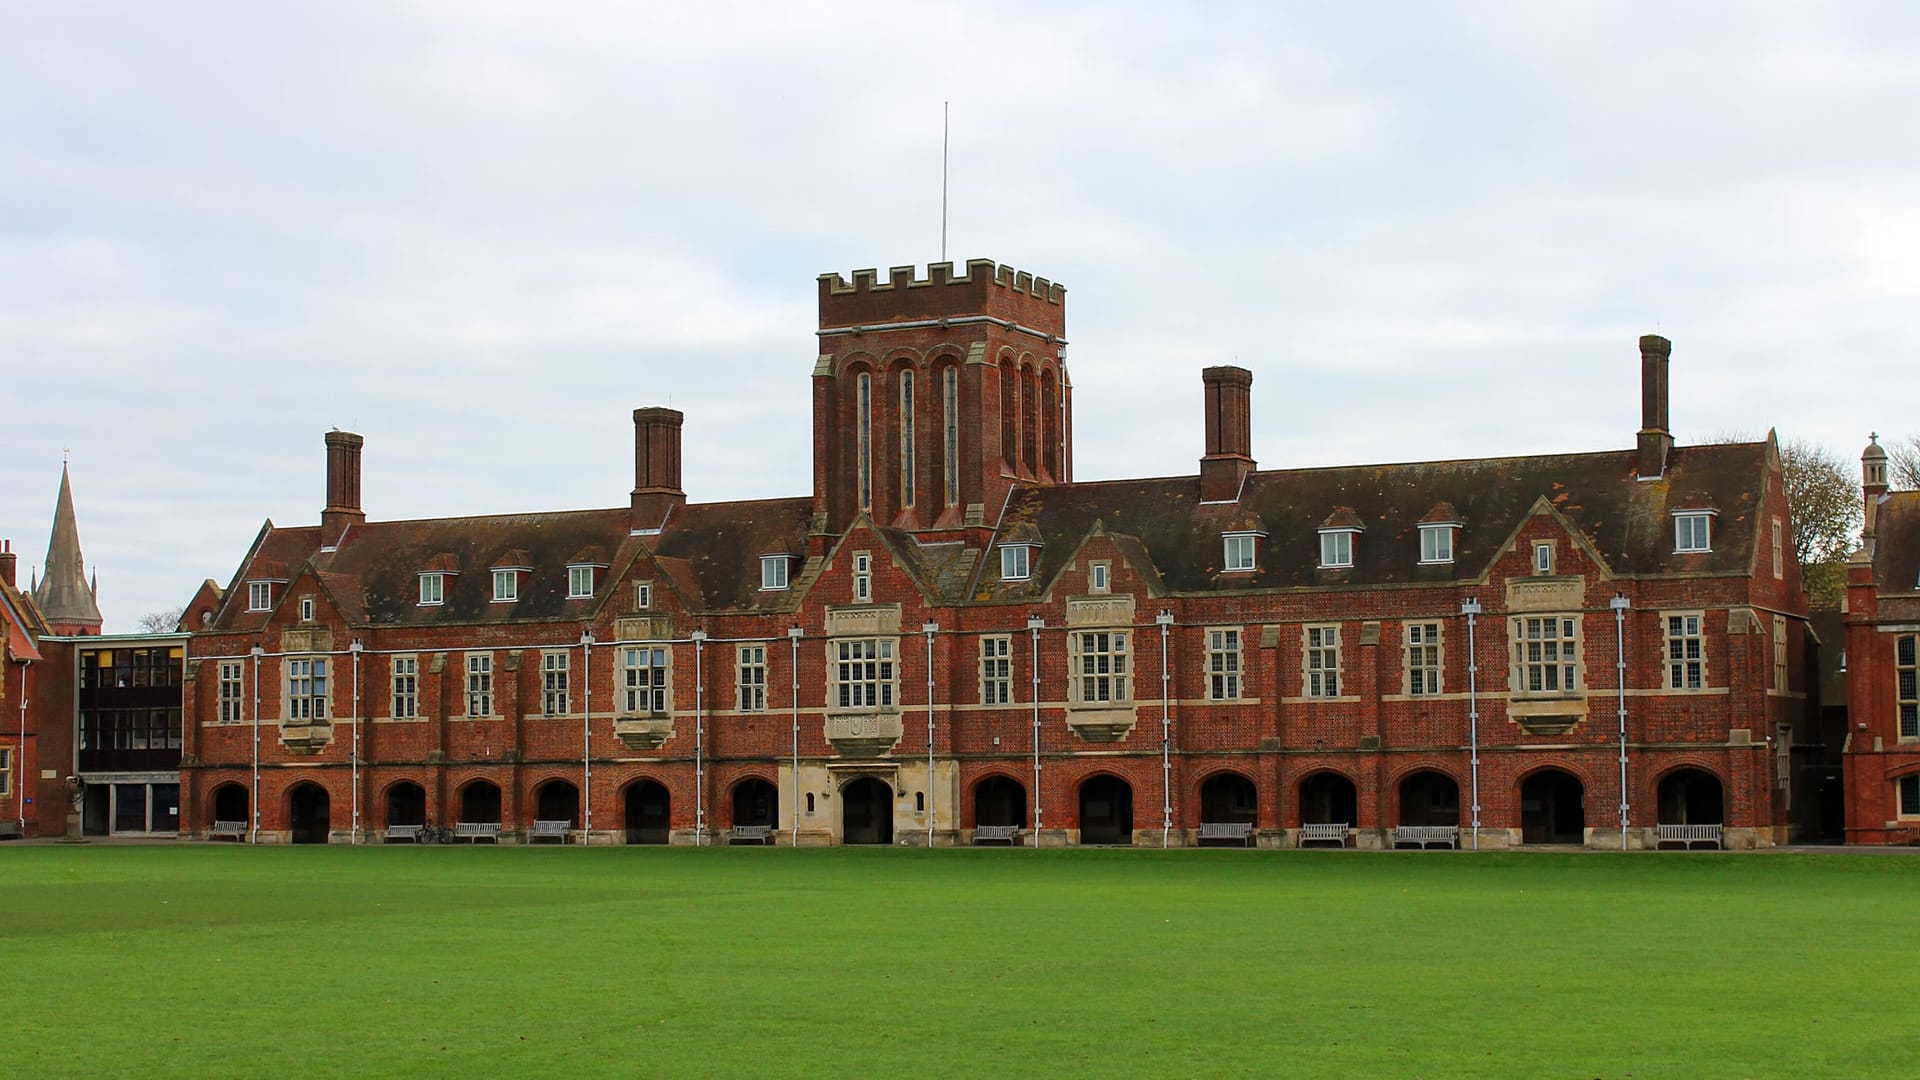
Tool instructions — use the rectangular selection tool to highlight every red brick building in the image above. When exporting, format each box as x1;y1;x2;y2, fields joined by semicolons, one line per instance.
1841;437;1920;842
180;260;1813;848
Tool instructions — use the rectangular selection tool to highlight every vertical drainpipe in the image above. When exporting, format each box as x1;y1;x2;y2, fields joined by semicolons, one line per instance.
581;628;594;843
1027;614;1044;848
350;639;362;845
691;629;707;846
1157;611;1173;848
1611;595;1632;851
789;625;803;847
249;644;264;844
17;658;32;835
1460;599;1481;850
923;621;938;848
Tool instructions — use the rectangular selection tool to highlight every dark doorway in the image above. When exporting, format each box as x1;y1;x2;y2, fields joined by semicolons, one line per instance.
212;783;249;825
460;781;502;824
973;776;1028;829
1520;769;1585;844
1299;772;1358;826
288;782;330;844
1398;771;1461;827
536;780;580;826
1200;772;1258;825
1078;775;1134;845
732;778;777;830
82;784;109;836
387;782;426;829
842;777;894;845
1656;769;1724;825
625;780;671;844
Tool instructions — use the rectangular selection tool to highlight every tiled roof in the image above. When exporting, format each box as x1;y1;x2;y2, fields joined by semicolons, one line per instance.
1872;490;1920;595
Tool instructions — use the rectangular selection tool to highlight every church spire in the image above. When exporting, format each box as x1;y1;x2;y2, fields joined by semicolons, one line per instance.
33;463;104;635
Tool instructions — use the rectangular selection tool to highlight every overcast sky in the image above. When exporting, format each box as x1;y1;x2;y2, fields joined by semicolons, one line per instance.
3;2;1916;631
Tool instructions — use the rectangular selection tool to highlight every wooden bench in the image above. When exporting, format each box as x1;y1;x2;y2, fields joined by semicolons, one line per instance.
729;824;774;845
1392;825;1460;850
530;820;574;844
210;820;248;841
454;822;502;843
973;824;1023;845
0;820;22;840
1298;822;1353;848
1655;823;1723;850
385;824;423;843
1197;821;1256;847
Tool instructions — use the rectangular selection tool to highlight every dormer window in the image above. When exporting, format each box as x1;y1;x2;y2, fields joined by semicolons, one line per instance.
1318;530;1356;569
567;565;597;599
492;569;520;603
761;555;792;591
247;581;273;611
1001;544;1032;581
1223;533;1259;573
1419;524;1456;564
419;573;445;606
1674;510;1715;553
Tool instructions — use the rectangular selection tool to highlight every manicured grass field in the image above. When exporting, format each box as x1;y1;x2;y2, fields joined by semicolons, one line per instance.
4;845;1914;1077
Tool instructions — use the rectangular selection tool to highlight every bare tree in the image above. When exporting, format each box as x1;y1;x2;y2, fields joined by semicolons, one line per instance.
1778;438;1861;608
1887;434;1920;491
136;606;186;634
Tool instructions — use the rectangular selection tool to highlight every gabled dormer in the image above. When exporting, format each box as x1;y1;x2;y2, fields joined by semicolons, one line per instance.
1418;502;1463;566
567;546;609;599
491;549;532;603
1317;508;1364;570
418;552;460;607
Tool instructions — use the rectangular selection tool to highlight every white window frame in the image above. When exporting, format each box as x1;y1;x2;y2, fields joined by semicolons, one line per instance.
834;637;897;710
620;646;670;714
853;552;872;602
299;596;315;622
247;581;272;611
1406;621;1442;696
1898;634;1917;741
492;569;519;603
391;655;418;719
1223;533;1258;573
1675;511;1714;553
217;661;244;723
1305;625;1341;698
980;635;1012;705
1000;545;1032;581
1512;615;1580;696
542;650;570;715
1318;530;1355;569
287;656;328;721
1419;525;1455;565
1070;630;1131;706
1771;518;1784;579
1207;628;1242;701
1901;774;1920;818
634;581;653;610
466;653;493;717
738;644;767;712
1664;612;1706;691
761;555;791;591
0;747;9;797
418;573;445;606
1533;541;1555;575
1773;614;1788;692
567;565;596;599
1089;561;1111;594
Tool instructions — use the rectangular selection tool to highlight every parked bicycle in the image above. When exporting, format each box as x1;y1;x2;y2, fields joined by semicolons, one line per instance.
413;823;457;844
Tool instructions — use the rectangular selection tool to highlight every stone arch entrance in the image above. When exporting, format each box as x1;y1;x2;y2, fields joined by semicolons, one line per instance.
1520;769;1585;844
973;775;1027;829
1078;775;1133;845
625;780;670;844
842;776;894;845
288;782;330;844
386;781;426;829
1656;768;1724;826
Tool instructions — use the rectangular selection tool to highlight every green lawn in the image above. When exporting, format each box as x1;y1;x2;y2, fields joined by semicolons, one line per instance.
3;845;1912;1078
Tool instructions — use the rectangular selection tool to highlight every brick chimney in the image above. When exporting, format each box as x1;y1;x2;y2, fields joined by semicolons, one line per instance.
1636;334;1673;480
631;407;686;531
0;539;14;588
321;430;366;548
1199;366;1256;502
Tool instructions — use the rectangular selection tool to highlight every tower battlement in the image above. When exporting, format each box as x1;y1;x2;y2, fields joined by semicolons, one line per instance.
817;259;1066;338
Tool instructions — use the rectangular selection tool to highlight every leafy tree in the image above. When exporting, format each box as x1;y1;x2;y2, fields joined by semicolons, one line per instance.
1778;439;1860;608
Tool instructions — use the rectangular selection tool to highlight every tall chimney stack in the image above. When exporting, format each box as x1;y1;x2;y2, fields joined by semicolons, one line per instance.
322;430;366;548
1636;334;1673;480
0;539;15;588
631;407;686;531
1199;366;1256;502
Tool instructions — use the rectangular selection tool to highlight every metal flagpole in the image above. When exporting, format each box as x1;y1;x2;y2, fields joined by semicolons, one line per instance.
941;102;949;262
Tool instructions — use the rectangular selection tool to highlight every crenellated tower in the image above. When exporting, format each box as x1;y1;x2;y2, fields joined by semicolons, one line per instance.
811;260;1071;540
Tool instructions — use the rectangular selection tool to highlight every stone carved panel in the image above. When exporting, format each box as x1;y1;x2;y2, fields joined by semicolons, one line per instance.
825;711;904;757
825;604;902;637
1067;596;1136;627
1505;577;1584;613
